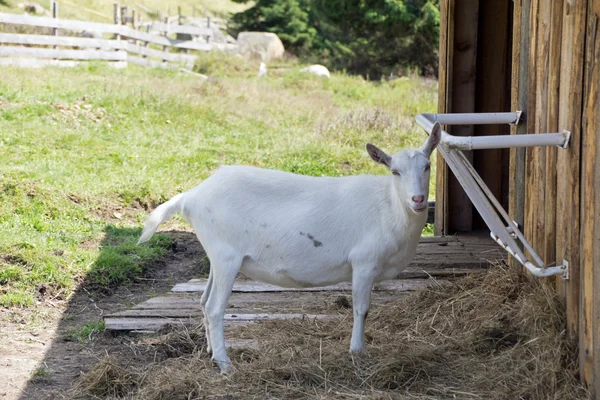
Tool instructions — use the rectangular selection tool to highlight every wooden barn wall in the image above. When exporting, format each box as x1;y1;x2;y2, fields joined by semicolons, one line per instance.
440;0;600;392
511;0;599;391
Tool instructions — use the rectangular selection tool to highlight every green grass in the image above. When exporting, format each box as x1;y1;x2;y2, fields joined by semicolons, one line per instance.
69;321;105;343
0;55;437;308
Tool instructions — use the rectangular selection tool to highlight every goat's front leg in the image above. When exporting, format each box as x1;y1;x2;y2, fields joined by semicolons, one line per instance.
350;265;375;353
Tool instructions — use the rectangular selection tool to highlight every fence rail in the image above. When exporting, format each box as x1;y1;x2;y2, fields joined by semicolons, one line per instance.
0;4;235;70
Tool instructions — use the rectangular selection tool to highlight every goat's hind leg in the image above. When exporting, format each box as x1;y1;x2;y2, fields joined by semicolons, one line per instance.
201;270;213;354
204;248;242;374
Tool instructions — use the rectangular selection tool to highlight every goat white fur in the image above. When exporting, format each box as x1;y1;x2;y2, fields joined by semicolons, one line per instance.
138;123;441;373
300;64;331;78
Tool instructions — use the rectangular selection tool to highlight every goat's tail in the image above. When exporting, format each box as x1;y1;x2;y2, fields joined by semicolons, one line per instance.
138;193;185;244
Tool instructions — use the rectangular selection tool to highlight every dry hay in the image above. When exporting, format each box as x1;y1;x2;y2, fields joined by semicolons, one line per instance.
72;265;589;399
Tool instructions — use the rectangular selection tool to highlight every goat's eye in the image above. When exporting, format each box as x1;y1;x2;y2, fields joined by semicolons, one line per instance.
392;170;400;176
424;165;431;172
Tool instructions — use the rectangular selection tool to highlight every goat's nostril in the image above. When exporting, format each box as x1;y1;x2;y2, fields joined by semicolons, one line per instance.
412;195;425;204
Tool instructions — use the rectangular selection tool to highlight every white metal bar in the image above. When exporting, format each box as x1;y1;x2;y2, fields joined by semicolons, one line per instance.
444;132;569;150
418;112;520;126
416;112;568;278
416;113;570;150
454;150;546;267
490;233;565;277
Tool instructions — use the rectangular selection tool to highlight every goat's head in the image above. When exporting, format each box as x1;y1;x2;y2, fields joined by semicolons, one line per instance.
366;122;441;214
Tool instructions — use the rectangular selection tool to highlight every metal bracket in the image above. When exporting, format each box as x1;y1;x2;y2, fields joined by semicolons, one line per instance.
415;111;573;279
561;260;570;280
560;130;572;149
511;110;523;126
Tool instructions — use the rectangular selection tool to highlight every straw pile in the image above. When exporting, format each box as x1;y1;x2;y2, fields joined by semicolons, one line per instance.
72;265;589;399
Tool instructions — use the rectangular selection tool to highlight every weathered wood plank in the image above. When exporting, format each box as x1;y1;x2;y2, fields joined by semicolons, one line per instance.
125;43;196;63
509;0;529;271
105;314;333;330
533;0;550;260
0;12;214;52
524;0;539;264
0;58;127;68
149;21;212;36
0;34;195;63
0;12;211;37
106;309;202;318
171;279;439;293
144;296;202;305
127;55;180;69
557;0;586;343
0;46;126;60
581;1;600;390
104;318;192;330
0;33;118;49
592;6;600;392
544;0;563;269
435;0;451;235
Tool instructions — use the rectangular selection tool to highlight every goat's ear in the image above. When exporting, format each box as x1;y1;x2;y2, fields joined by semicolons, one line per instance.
421;122;442;158
366;143;391;168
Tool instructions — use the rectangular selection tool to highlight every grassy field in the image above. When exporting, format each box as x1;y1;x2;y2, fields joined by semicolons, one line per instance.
0;56;437;308
0;0;247;22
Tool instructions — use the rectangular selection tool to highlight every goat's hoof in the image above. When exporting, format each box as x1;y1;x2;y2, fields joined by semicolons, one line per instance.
214;359;232;374
350;346;367;354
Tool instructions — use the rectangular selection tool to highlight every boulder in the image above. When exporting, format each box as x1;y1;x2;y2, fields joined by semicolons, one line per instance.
236;32;285;62
300;64;331;78
18;2;46;15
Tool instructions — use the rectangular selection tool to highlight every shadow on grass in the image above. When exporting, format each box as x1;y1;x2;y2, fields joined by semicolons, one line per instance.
18;225;207;399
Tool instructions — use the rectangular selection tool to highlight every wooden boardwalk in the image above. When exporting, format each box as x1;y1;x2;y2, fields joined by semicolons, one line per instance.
104;235;504;331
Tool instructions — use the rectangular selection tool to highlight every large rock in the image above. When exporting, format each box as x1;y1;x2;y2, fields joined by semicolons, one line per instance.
236;32;285;62
18;2;46;15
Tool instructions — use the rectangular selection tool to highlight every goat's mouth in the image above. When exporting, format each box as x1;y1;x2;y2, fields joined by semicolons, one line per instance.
412;205;427;213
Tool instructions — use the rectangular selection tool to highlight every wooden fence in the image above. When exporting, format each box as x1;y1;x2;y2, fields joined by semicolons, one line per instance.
0;2;235;69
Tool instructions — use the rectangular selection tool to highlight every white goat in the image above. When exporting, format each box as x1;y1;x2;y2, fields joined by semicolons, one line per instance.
138;123;441;373
300;64;331;78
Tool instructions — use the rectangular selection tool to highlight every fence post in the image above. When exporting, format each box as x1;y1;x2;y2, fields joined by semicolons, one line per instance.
162;15;169;65
51;0;58;50
121;6;128;26
143;24;150;59
206;16;210;44
113;3;121;41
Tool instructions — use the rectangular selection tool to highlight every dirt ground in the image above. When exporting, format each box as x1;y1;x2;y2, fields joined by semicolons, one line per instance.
0;232;203;400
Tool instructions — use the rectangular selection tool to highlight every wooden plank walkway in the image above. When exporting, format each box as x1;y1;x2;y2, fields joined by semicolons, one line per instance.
104;235;504;331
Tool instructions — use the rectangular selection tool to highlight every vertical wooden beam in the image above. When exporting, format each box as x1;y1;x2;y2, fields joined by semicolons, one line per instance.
162;15;169;64
557;0;587;343
581;0;599;390
113;3;121;41
473;0;512;232
524;0;539;264
447;0;479;233
544;0;563;272
533;0;551;259
435;0;452;236
51;0;58;50
510;0;529;269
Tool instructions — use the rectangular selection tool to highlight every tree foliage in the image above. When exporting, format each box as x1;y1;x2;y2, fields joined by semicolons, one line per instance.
231;0;440;78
